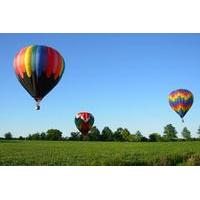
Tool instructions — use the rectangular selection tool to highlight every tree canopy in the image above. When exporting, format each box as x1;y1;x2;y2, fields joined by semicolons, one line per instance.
1;124;198;142
163;124;178;141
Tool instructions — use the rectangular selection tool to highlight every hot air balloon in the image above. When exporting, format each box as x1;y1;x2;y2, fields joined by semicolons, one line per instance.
13;45;65;110
75;112;94;136
168;89;193;122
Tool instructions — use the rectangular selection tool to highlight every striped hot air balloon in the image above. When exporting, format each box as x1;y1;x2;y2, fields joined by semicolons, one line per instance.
168;89;193;122
13;45;65;110
75;112;94;136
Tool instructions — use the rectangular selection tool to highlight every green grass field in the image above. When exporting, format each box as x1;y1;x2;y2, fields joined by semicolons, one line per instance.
1;141;200;166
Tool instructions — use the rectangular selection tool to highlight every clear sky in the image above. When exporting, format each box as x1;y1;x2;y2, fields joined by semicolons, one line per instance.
0;33;200;138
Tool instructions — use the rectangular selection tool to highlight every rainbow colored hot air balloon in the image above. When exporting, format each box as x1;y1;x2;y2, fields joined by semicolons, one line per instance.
13;45;65;110
75;112;94;136
168;89;193;122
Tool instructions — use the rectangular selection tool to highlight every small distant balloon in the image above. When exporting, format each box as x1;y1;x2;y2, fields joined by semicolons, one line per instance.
13;45;65;110
168;89;193;122
75;112;94;136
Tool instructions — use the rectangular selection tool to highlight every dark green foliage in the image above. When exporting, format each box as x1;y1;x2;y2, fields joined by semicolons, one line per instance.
69;132;81;141
132;131;143;142
181;127;191;140
3;124;200;142
113;128;123;141
135;131;143;141
46;129;63;141
19;136;25;140
163;124;178;141
121;128;131;141
197;126;200;138
88;126;101;141
40;132;46;140
149;133;162;142
141;136;148;142
29;133;41;140
4;132;12;140
101;127;113;141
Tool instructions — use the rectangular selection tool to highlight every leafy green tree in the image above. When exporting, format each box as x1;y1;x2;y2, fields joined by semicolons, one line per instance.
113;128;123;141
19;136;24;140
40;132;46;140
128;134;136;142
141;136;149;142
129;131;148;142
46;129;63;141
101;127;113;141
27;134;32;140
197;126;200;138
121;128;131;141
69;132;81;141
181;127;191;140
163;124;178;141
149;133;162;142
30;133;41;140
88;126;101;141
4;132;12;140
134;131;143;142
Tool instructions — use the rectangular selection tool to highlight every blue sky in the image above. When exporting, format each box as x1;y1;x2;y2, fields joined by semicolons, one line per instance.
0;33;200;137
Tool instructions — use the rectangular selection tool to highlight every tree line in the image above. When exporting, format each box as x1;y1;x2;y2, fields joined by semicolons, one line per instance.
1;124;200;142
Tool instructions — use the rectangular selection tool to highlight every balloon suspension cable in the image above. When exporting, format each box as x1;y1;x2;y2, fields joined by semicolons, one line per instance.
35;99;41;110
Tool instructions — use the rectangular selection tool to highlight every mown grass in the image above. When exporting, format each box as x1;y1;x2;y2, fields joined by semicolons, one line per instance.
0;141;200;166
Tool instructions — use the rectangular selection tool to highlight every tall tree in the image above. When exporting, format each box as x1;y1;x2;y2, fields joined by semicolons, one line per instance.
121;128;131;141
163;124;178;141
134;130;143;142
4;132;12;140
19;136;24;140
141;135;149;142
69;132;81;141
113;128;123;141
181;127;191;140
101;127;113;141
149;133;162;142
197;126;200;138
88;126;101;141
46;129;63;141
40;132;46;140
30;133;41;140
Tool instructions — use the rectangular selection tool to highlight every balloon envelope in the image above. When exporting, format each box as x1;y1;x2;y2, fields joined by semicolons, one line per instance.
75;112;94;135
168;89;193;121
13;45;65;109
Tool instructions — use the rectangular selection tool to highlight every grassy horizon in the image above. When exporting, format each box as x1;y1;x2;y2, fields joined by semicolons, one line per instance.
1;140;200;166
